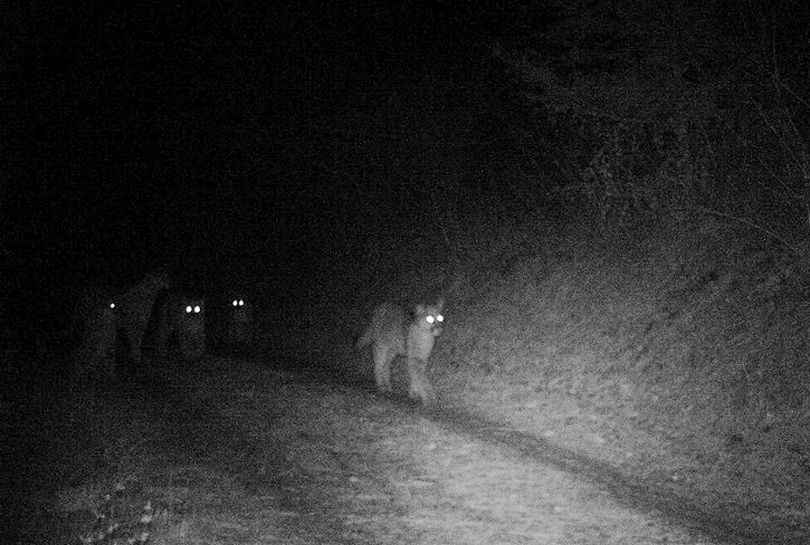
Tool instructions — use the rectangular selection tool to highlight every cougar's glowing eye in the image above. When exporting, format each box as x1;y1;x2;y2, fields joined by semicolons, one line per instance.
232;299;238;306
239;299;244;306
186;305;193;313
109;302;115;309
194;305;201;313
426;315;434;324
436;314;443;322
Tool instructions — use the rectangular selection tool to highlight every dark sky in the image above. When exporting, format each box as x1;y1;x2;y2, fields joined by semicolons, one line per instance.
4;2;547;331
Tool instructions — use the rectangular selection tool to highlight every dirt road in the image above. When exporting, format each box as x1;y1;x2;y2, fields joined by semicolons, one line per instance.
43;356;741;544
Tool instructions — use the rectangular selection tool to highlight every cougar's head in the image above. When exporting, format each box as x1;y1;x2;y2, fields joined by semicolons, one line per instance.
415;299;444;337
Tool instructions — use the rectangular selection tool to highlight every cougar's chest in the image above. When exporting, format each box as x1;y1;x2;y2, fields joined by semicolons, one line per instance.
406;322;437;360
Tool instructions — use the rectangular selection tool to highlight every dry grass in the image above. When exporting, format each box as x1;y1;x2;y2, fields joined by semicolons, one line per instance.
434;213;810;537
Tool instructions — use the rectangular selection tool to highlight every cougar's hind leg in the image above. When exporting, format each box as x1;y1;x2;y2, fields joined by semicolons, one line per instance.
373;344;394;393
372;344;384;390
406;357;419;400
407;357;433;404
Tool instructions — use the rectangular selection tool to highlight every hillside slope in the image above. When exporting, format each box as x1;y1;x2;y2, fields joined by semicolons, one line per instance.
433;214;810;538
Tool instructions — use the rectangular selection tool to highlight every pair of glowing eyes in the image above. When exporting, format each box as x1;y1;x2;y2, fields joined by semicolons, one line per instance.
426;314;444;324
232;299;245;307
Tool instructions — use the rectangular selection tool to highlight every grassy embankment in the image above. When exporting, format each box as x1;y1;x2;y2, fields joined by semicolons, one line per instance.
428;212;810;527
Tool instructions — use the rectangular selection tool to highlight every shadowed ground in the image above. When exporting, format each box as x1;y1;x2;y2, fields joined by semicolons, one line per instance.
17;356;770;544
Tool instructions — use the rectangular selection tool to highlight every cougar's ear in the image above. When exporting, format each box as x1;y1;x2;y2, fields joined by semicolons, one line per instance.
435;298;444;311
415;303;426;314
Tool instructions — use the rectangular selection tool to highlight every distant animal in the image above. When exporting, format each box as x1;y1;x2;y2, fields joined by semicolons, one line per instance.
69;270;171;378
65;293;119;422
115;271;173;368
205;294;255;356
226;296;254;347
357;300;444;404
143;289;206;363
69;293;119;379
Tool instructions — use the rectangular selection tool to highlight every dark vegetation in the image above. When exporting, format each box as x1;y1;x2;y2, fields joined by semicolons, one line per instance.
459;0;810;409
480;1;810;435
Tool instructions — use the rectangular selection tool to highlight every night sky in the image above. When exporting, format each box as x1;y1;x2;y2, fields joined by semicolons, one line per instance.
5;3;544;336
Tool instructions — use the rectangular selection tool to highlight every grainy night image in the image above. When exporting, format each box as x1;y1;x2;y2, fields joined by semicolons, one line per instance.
4;1;810;543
